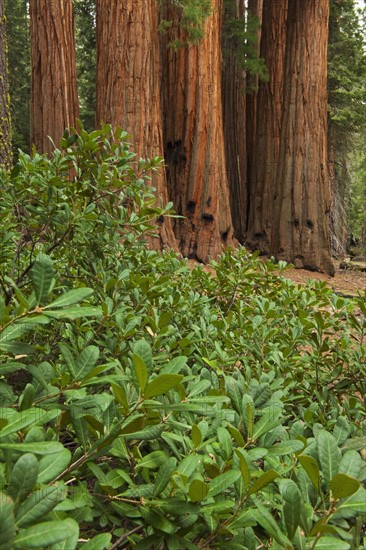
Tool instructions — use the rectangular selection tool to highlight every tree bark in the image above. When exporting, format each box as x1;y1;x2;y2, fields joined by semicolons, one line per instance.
96;0;177;251
221;0;247;242
161;0;235;262
272;0;334;275
246;0;288;252
0;0;12;168
30;0;79;154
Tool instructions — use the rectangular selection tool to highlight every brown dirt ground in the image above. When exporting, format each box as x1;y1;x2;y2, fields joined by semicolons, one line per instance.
281;262;366;297
188;258;366;297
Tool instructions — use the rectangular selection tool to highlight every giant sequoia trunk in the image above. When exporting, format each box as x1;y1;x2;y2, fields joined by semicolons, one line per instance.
247;0;334;275
0;0;12;169
30;0;79;153
161;0;234;262
246;0;288;251
272;0;334;275
221;0;247;242
96;0;177;251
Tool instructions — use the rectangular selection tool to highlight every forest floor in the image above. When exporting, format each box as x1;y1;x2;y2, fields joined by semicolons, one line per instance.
189;257;366;297
280;262;365;297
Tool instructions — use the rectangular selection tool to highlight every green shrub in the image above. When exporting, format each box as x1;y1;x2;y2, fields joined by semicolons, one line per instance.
0;126;365;549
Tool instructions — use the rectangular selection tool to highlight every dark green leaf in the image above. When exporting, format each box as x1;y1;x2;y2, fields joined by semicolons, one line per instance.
329;473;360;500
0;492;16;550
8;454;39;502
13;518;79;549
144;374;183;398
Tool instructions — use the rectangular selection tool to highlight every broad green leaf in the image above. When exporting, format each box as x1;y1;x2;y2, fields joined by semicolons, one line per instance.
13;518;79;549
338;450;362;479
75;346;99;380
59;343;76;377
0;442;63;455
153;457;177;496
329;473;360;500
119;415;145;435
133;353;148;391
19;384;36;411
8;454;39;502
251;503;292;547
0;323;33;343
15;483;67;528
208;470;241;497
191;424;202;448
336;486;366;513
144;374;183;398
111;383;129;412
234;449;250;486
252;406;283;440
225;378;242;413
189;479;209;502
342;436;366;451
247;470;278;496
217;427;233;459
42;306;102;320
298;455;320;492
70;406;89;449
133;340;153;370
333;417;350;446
0;492;16;550
311;537;350;549
0;409;60;439
177;455;201;478
37;448;71;483
0;341;35;354
81;534;112;550
279;480;302;540
44;288;94;309
241;395;254;439
161;355;187;374
228;424;245;447
267;440;305;456
31;254;54;305
137;450;168;470
316;430;341;485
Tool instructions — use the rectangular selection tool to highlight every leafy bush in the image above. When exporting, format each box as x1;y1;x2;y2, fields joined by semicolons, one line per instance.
0;126;365;549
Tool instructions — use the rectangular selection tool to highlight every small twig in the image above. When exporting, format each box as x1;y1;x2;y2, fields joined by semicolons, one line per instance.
109;525;144;550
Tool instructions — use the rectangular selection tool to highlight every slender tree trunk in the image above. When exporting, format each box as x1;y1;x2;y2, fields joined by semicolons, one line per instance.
246;0;288;251
273;0;334;275
0;0;12;168
246;0;263;229
161;0;235;262
96;0;177;251
30;0;79;154
222;0;247;242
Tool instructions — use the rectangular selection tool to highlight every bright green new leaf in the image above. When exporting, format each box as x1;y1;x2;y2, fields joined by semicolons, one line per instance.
13;518;79;549
247;470;278;496
189;479;209;502
31;254;54;305
298;455;320;492
329;473;360;500
0;492;16;550
8;453;39;502
144;374;183;398
316;430;341;485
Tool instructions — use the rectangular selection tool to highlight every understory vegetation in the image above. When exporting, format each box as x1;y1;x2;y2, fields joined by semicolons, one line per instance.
0;127;365;549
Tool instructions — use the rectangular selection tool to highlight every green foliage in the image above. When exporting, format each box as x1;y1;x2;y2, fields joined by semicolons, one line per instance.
159;0;213;48
0;127;365;548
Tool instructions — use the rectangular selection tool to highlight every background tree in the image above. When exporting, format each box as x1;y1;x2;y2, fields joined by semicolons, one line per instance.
96;0;177;251
160;0;235;261
5;0;29;158
30;0;79;153
0;0;12;169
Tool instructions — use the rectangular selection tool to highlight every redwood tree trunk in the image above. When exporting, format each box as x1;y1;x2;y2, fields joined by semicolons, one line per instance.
246;0;288;251
222;0;247;242
161;0;235;262
30;0;79;153
0;0;11;168
272;0;334;275
96;0;177;251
